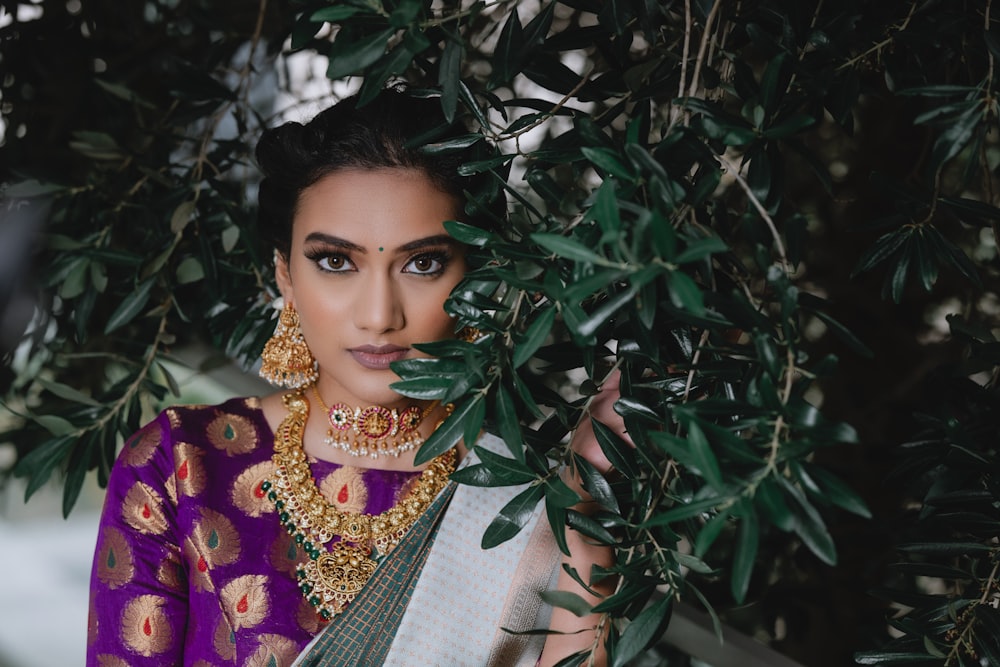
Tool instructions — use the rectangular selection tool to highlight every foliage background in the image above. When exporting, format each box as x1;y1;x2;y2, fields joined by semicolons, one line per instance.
3;0;1000;665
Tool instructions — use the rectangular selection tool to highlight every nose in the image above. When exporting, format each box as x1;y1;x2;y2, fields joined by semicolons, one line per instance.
352;272;404;333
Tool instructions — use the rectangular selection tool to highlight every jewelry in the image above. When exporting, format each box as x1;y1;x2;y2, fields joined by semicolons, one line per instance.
258;303;318;388
457;325;483;343
312;385;438;459
261;391;456;621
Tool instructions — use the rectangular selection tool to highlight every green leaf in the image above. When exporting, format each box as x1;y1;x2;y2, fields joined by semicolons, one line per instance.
572;453;619;513
641;495;729;527
34;414;76;436
731;501;759;603
591;418;640;479
539;590;593;617
389;376;454;400
464;393;487;450
444;220;493;248
780;478;837;565
327;29;395;80
687;421;724;490
666;271;704;315
930;102;982;168
612;595;672;667
439;38;462;122
514;307;556;368
674;236;728;264
489;6;525;87
532;233;613;265
582;147;635;180
482;484;544;548
176;257;204;284
493;386;526;462
104;278;154;334
474;445;536;484
36;378;101;407
804;464;871;518
854;651;936;664
415;394;484;464
754;477;795;531
852;229;908;277
311;6;364;22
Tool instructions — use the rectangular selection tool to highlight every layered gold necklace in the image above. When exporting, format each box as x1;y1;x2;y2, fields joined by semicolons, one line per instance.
261;391;456;621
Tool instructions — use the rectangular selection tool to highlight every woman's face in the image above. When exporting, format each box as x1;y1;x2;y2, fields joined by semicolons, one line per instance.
275;167;466;408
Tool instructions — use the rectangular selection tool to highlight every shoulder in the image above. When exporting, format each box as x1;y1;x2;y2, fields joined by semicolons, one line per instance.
118;396;271;468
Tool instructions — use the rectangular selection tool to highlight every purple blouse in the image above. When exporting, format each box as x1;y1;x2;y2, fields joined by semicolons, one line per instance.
86;396;420;666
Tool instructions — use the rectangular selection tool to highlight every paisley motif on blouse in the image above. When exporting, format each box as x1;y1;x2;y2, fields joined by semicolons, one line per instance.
121;594;173;657
96;527;134;589
318;464;367;513
220;574;269;630
122;482;169;535
206;411;258;455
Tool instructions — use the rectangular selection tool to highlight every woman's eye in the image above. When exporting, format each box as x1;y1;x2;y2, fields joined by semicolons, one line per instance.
405;254;444;275
317;255;352;272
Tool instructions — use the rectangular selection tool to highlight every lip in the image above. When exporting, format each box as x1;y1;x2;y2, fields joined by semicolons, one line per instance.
348;344;410;370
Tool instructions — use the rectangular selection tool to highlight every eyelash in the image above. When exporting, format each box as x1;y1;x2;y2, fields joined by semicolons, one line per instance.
303;249;451;276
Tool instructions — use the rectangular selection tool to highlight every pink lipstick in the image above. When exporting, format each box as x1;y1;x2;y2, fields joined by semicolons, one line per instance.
348;344;409;370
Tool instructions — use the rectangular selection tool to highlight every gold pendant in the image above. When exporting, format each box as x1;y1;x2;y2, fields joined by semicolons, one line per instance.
299;541;378;616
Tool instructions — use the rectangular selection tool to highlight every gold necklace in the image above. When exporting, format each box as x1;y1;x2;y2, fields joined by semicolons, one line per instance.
312;385;439;459
261;391;456;621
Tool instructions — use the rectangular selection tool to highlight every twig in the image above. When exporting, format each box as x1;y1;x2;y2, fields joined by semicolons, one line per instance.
717;152;790;274
687;0;724;98
837;1;918;71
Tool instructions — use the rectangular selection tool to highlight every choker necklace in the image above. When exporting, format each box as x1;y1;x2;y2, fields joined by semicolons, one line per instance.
311;385;440;459
261;391;456;621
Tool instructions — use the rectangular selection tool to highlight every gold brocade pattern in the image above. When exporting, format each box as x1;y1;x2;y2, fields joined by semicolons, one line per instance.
155;548;185;592
97;527;134;589
213;617;237;662
220;575;269;630
121;423;162;467
262;391;456;621
268;532;305;577
318;465;367;514
232;461;279;517
96;656;130;667
183;539;216;593
246;634;299;667
206;412;258;455
173;443;208;498
296;597;324;634
122;482;168;535
191;507;241;569
121;595;173;657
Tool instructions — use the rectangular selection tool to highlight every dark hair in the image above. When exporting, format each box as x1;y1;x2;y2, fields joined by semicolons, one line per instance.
256;89;500;259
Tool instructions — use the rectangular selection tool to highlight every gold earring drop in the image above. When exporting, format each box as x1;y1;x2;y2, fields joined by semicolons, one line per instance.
259;302;319;388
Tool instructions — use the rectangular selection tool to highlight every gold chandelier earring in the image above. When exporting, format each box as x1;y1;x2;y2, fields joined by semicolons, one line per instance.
259;302;319;388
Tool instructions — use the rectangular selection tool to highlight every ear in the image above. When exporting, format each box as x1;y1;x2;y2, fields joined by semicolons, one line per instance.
274;251;294;305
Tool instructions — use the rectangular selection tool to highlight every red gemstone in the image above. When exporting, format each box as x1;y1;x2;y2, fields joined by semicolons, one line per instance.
337;484;349;504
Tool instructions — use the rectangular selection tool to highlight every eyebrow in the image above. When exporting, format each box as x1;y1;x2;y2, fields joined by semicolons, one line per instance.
302;232;458;254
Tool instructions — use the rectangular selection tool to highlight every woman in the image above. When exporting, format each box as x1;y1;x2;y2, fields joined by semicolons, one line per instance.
87;89;620;666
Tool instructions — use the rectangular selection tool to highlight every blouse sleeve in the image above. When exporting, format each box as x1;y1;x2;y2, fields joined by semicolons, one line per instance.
86;410;189;666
